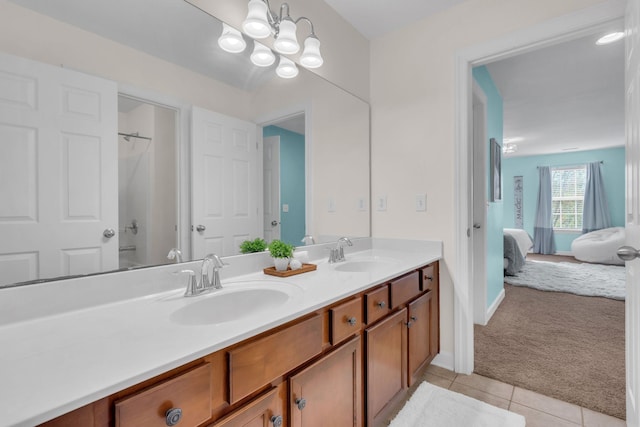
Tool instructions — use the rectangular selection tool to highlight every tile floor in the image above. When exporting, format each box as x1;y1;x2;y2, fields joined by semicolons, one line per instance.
390;365;626;427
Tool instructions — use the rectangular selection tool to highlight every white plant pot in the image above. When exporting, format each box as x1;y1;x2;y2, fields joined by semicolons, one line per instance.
273;257;290;271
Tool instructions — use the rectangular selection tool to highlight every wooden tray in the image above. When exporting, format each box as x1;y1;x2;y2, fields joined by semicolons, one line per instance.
264;263;317;277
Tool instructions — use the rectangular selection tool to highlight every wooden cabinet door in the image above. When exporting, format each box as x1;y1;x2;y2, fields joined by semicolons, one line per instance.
407;292;434;386
210;384;285;427
289;336;362;427
365;308;407;427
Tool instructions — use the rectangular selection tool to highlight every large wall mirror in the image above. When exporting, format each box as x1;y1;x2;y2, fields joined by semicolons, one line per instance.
0;0;370;287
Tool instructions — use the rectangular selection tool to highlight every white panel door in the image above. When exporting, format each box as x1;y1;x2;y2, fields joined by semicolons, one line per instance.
191;107;259;258
0;52;118;286
263;136;281;243
625;0;640;424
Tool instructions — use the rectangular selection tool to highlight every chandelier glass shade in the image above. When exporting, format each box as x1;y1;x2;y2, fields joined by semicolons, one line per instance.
251;41;276;67
218;23;246;53
276;56;298;79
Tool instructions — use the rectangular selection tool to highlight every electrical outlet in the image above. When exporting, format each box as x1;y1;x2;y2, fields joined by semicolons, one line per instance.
357;198;367;212
416;194;426;212
376;196;387;211
328;198;336;212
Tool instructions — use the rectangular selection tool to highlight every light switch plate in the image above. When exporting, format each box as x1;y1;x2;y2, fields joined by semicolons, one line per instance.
357;198;367;212
415;194;426;212
328;198;336;212
376;196;387;211
282;204;289;213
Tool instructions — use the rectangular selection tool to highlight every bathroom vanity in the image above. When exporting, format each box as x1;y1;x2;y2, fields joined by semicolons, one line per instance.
0;239;441;427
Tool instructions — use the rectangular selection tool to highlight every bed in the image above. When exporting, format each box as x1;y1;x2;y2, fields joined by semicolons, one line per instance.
504;228;534;276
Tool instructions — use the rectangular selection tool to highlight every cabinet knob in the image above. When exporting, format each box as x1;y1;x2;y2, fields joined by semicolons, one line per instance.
406;320;413;328
411;315;417;322
165;408;182;426
296;397;307;410
347;316;357;326
377;301;386;309
425;275;433;282
271;415;283;427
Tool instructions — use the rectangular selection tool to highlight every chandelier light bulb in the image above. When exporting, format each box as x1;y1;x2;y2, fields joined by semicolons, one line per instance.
250;41;276;67
218;23;246;53
276;56;299;79
242;0;271;39
300;35;323;68
274;18;300;54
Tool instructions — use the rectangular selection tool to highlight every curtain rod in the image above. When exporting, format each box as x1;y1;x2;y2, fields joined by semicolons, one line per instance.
537;161;603;169
118;132;152;141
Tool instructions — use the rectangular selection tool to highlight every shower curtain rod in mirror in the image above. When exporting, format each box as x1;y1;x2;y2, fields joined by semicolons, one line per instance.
118;132;152;141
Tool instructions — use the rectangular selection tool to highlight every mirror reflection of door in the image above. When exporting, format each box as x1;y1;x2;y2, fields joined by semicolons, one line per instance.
263;136;281;242
262;114;306;246
117;95;177;269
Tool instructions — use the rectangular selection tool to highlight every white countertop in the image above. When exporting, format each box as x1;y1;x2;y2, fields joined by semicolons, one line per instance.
0;238;442;427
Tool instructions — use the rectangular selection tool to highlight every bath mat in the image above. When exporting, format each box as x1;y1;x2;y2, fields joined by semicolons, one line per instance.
505;259;625;300
388;382;525;427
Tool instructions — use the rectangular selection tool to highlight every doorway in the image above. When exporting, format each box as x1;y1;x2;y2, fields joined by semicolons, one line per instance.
117;95;178;268
453;0;625;375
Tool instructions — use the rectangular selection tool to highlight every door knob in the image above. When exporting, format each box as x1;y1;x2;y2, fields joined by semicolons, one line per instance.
617;246;640;261
271;220;280;226
473;223;481;229
196;225;206;232
103;228;115;238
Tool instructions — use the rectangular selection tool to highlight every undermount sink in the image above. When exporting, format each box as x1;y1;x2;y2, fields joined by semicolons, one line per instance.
333;260;393;273
170;281;300;326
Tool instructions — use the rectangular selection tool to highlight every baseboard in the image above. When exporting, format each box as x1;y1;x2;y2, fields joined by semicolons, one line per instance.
431;351;454;371
555;251;573;256
486;288;505;322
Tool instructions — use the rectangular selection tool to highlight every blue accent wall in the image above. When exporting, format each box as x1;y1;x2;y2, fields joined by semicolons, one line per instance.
263;126;306;246
502;147;625;252
473;66;504;310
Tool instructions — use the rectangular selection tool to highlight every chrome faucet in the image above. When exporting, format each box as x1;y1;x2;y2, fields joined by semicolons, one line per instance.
167;248;183;263
328;237;353;263
200;253;227;291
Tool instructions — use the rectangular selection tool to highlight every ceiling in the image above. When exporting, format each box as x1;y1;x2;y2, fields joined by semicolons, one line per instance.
486;30;625;158
323;0;466;40
324;1;625;158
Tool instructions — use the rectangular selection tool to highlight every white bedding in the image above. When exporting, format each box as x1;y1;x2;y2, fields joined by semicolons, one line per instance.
504;228;533;257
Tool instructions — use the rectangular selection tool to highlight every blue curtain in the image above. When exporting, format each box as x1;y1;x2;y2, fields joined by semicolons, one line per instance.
582;162;611;234
533;166;556;254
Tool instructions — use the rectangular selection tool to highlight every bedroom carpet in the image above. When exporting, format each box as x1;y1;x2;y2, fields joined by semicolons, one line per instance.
504;259;626;300
474;284;625;420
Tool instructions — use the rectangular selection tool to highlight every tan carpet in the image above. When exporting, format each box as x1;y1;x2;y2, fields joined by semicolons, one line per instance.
474;284;625;420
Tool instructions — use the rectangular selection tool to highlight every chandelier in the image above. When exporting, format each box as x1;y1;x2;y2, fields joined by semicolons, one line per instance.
218;0;323;79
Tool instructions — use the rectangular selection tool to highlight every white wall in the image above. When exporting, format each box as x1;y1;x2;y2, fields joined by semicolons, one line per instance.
370;0;614;359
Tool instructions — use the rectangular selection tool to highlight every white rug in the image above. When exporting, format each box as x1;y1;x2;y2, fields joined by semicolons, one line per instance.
389;382;525;427
505;259;625;300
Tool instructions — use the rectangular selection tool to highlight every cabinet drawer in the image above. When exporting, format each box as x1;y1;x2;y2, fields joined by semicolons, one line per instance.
330;297;363;345
390;271;421;308
421;263;438;292
115;363;211;427
210;384;285;427
229;315;322;404
365;285;390;325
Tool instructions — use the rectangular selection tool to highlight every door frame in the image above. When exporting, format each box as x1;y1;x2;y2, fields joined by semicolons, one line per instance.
453;0;626;374
256;102;312;239
118;83;191;261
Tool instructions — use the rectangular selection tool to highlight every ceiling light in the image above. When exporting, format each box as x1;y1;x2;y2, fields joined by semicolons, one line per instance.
596;32;625;45
241;0;323;68
503;143;518;154
218;23;246;53
300;35;323;68
242;0;271;39
276;56;298;79
250;41;276;67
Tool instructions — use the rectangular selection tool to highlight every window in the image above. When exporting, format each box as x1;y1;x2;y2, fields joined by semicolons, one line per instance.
551;166;586;230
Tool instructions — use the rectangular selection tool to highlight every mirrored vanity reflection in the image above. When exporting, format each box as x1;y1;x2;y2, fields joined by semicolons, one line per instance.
0;0;370;287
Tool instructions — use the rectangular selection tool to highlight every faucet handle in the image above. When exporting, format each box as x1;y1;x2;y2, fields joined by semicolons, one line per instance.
174;269;199;297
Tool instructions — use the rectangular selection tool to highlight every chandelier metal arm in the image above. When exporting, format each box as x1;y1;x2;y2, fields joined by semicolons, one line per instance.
294;16;316;36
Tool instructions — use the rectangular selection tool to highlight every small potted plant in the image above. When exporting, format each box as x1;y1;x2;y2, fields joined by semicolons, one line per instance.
239;238;267;254
267;239;295;271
